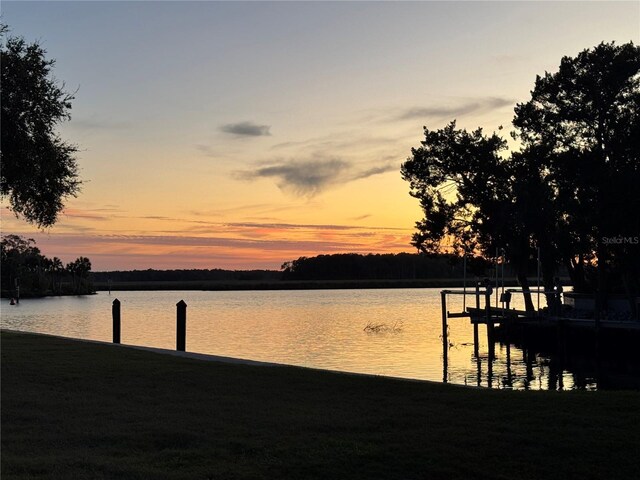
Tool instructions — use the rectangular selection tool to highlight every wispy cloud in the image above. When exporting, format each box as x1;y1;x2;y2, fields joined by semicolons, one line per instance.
398;96;513;121
61;209;111;221
44;233;362;252
195;144;218;157
236;157;348;196
220;121;271;137
270;132;398;152
351;164;396;180
71;115;131;130
235;155;395;196
224;222;407;232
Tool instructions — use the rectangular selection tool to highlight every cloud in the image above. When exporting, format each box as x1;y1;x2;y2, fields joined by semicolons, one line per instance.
224;222;406;231
398;96;514;121
236;157;348;196
270;132;398;152
195;144;217;157
61;209;110;221
235;155;397;196
68;233;362;252
350;164;396;180
71;115;131;130
220;121;271;137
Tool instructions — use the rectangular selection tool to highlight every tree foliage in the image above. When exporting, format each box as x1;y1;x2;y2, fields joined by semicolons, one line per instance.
1;26;80;227
281;253;492;281
513;42;640;299
401;123;539;310
402;42;640;310
1;235;93;296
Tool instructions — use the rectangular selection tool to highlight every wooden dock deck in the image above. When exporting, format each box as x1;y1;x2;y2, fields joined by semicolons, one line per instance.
464;306;640;331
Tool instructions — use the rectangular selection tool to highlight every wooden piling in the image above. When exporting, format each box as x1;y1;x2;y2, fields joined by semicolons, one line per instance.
112;298;121;344
176;300;187;352
473;283;480;357
441;290;448;383
485;291;495;360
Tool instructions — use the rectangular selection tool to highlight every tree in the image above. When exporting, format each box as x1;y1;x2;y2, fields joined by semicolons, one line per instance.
66;256;92;294
49;256;64;294
1;234;46;294
1;235;94;296
402;42;640;312
1;25;81;227
401;122;538;311
513;42;640;310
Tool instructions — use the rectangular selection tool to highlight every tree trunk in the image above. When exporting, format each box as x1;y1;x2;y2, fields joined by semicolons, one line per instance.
595;243;607;327
567;254;587;293
538;243;557;311
517;270;535;312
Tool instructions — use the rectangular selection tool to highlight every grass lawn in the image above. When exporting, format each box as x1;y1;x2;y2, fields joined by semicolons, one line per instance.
2;331;639;480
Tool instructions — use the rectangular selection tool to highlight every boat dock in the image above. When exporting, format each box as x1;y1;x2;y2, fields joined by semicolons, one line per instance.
439;287;640;380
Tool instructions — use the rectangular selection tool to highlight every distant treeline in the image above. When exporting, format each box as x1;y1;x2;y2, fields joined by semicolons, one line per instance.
91;269;282;283
280;253;494;281
92;254;497;285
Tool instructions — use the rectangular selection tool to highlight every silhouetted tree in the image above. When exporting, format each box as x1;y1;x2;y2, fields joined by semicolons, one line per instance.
49;256;64;294
1;234;46;295
1;235;94;296
401;123;537;311
280;252;492;282
402;42;640;312
66;257;92;294
513;41;640;311
1;25;80;227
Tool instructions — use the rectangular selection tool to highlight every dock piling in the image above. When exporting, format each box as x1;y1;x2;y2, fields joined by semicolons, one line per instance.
176;300;187;351
112;298;121;344
474;282;480;356
441;290;448;382
485;291;495;360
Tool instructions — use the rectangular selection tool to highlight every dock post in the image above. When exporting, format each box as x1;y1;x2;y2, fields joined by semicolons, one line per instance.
473;282;480;356
506;341;512;387
473;324;479;358
485;291;495;361
112;298;121;344
176;300;187;351
441;290;448;383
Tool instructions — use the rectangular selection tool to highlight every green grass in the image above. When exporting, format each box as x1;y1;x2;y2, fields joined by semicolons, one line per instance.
2;331;639;480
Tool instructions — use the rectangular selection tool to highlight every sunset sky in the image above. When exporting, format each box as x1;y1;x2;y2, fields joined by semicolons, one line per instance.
2;1;638;271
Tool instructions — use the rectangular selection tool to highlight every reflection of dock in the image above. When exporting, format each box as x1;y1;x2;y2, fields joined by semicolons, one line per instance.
439;288;640;385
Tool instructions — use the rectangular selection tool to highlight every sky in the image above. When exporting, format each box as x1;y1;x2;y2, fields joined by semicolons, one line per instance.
1;1;638;271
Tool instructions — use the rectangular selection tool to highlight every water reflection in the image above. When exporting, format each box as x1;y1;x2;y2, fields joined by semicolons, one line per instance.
1;289;638;390
446;324;639;390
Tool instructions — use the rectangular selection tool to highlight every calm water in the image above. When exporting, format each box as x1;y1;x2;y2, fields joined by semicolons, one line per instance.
0;288;606;390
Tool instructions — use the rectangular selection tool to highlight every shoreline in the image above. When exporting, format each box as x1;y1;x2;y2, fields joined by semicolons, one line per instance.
93;277;545;292
0;329;448;387
3;277;571;297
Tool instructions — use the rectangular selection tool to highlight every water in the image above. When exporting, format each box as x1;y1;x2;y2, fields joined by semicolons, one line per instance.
0;288;623;390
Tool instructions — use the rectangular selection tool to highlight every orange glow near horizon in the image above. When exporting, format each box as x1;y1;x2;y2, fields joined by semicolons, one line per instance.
1;204;417;271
